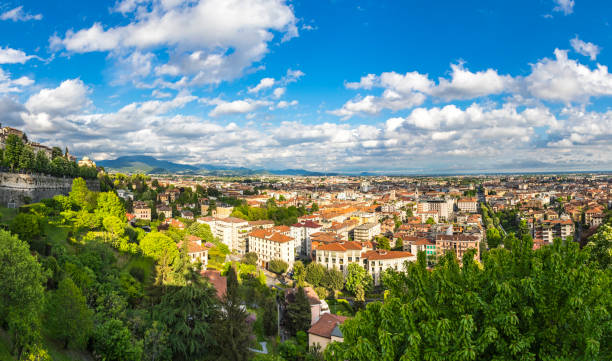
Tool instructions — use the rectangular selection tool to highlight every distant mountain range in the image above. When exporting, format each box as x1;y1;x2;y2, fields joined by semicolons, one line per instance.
96;155;338;176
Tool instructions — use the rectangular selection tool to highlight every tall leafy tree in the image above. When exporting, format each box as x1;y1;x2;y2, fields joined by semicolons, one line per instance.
0;230;46;358
34;150;50;174
154;273;220;360
9;213;41;242
96;191;126;220
321;268;344;294
305;263;326;286
18;145;35;171
140;232;179;263
345;263;372;302
216;267;253;361
286;287;311;336
44;277;94;349
69;177;92;211
327;238;612;361
293;261;306;287
269;259;289;275
93;318;143;361
4;134;23;170
263;296;278;337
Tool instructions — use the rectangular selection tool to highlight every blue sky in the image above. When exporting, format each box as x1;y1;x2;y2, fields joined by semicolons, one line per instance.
1;0;611;173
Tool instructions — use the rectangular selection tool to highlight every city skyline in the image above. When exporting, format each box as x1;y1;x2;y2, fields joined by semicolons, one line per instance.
1;0;611;173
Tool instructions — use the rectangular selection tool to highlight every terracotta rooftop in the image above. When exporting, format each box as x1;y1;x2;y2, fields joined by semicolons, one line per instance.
248;229;294;243
202;270;226;299
307;313;348;339
362;249;415;260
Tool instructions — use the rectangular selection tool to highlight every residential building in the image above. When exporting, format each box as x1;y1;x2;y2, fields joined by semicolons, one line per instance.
156;205;172;219
457;198;478;213
213;204;234;218
435;234;480;262
248;228;296;270
198;216;251;254
290;220;323;257
315;241;372;273
308;314;347;351
362;250;416;285
177;236;208;269
353;222;381;242
133;201;151;221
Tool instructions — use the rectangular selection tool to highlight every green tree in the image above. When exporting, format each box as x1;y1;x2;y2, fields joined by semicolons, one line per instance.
269;259;289;275
486;227;502;248
154;276;220;360
0;231;46;358
34;151;50;174
321;268;344;294
140;232;179;263
587;223;611;269
311;203;319;212
93;318;143;361
51;147;62;160
10;213;41;242
242;252;258;266
345;263;372;302
293;261;306;287
4;134;24;170
69;178;93;211
216;267;253;361
376;236;391;250
425;217;435;224
18;145;35;171
44;277;93;349
186;222;214;242
263;296;278;337
406;208;414;218
96;191;126;220
305;263;325;286
327;240;612;361
143;321;172;361
286;287;311;336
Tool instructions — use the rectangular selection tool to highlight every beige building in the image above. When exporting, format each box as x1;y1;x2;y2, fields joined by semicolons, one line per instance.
198;216;251;254
315;241;372;273
177;236;208;269
213;204;234;218
248;229;296;270
457;198;478;213
435;234;480;262
156;205;172;219
133;201;151;221
353;222;381;242
362;250;416;285
308;313;347;351
290;220;323;257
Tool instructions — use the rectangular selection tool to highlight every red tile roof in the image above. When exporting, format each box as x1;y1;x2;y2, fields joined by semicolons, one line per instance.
308;313;348;338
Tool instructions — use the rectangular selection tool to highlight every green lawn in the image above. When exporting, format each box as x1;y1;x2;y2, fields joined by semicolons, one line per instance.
327;298;355;316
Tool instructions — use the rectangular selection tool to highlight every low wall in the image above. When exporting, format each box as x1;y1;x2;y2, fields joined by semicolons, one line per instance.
0;172;100;208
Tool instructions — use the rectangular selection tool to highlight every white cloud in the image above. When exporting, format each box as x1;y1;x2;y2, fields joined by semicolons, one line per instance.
206;98;271;116
526;48;612;102
0;68;34;93
248;77;275;93
51;0;298;86
283;69;304;84
570;36;600;60
273;99;297;109
272;87;286;98
0;6;42;21
430;63;515;100
553;0;575;15
0;47;38;64
25;79;92;116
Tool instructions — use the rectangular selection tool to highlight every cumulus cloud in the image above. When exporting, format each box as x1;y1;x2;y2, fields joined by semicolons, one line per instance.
272;87;286;98
331;64;514;118
0;6;42;21
430;64;515;100
50;0;298;86
248;77;275;93
0;47;38;64
25;79;92;116
553;0;575;15
525;49;612;102
206;98;271;116
0;68;34;93
570;36;600;60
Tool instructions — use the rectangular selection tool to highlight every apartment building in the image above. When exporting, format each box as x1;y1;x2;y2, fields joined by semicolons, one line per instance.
198;216;251;254
290;220;323;257
133;201;151;221
248;229;296;270
156;205;172;219
362;250;416;285
533;219;575;242
402;236;436;257
457;198;478;213
353;222;381;242
177;236;208;269
435;234;480;262
314;241;372;273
